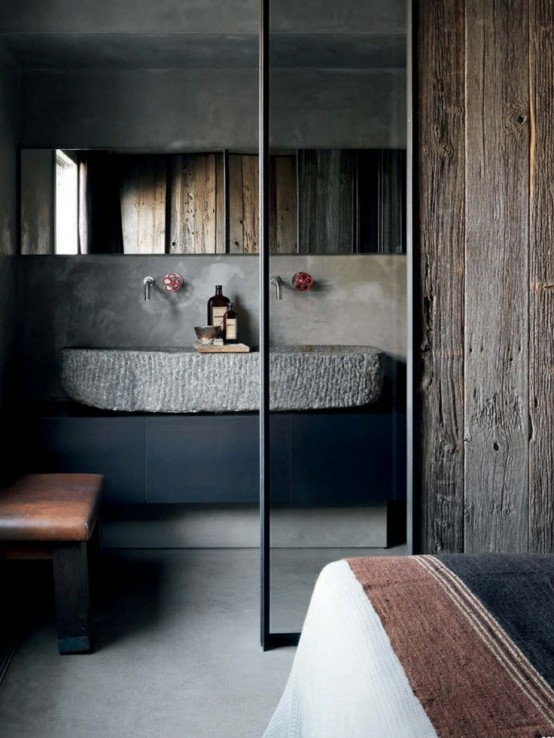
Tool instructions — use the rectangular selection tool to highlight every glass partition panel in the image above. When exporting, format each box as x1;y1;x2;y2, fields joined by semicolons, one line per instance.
267;0;410;636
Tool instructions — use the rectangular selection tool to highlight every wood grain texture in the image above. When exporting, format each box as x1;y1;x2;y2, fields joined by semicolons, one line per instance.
168;154;221;254
120;155;167;254
464;0;529;553
215;153;225;253
378;150;406;254
529;0;554;553
229;154;259;254
416;0;466;553
194;343;250;353
270;155;297;253
298;149;354;254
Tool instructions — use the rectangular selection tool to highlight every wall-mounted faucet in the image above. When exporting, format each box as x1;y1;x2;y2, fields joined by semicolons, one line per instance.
143;276;155;301
270;275;283;300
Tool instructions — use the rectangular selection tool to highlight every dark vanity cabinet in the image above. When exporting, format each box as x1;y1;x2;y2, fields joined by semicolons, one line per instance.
289;414;403;505
29;417;147;504
28;409;404;506
145;415;290;503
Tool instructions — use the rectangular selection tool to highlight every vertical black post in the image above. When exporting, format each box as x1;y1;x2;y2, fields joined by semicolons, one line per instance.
259;0;271;650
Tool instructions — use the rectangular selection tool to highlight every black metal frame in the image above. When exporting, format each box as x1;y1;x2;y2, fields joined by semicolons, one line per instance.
258;0;271;651
258;0;300;651
259;0;412;648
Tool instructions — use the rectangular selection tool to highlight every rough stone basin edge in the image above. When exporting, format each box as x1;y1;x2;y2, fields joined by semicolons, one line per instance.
61;346;385;413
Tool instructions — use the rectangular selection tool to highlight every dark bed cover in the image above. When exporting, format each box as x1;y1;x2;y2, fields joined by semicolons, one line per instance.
348;554;554;738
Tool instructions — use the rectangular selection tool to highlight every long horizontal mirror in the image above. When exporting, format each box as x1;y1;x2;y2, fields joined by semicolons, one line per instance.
20;148;405;255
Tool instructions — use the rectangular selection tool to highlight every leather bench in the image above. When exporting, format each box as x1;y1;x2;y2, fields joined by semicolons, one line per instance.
0;473;103;654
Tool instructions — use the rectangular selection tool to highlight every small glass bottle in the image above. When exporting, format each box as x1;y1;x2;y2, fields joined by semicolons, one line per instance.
224;303;238;344
207;285;230;332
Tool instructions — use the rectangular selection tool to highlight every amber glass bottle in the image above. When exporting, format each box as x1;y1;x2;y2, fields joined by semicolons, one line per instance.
224;303;238;344
207;285;230;331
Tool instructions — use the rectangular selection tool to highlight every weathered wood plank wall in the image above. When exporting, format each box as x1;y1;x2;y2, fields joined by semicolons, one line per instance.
168;154;223;254
529;0;554;553
464;0;530;553
416;0;466;553
417;0;554;553
120;155;167;254
298;149;355;254
269;155;297;254
229;154;259;254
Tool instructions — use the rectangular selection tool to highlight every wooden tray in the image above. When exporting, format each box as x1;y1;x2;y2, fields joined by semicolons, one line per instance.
194;343;251;353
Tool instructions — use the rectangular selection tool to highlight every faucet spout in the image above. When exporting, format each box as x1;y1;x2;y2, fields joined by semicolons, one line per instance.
270;276;283;300
143;276;155;301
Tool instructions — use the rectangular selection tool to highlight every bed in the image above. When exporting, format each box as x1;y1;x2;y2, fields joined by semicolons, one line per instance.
263;554;554;737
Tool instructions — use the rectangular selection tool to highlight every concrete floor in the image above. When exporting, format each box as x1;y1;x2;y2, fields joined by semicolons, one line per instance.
0;547;403;738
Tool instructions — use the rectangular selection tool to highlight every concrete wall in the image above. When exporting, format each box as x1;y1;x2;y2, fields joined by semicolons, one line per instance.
21;68;406;150
17;254;406;402
0;53;19;421
0;0;405;35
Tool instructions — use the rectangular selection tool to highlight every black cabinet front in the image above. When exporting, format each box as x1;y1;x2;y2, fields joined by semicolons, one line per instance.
290;413;402;505
146;415;290;503
32;417;147;504
30;411;403;505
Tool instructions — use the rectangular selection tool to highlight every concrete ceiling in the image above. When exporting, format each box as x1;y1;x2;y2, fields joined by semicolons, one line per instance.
0;0;406;71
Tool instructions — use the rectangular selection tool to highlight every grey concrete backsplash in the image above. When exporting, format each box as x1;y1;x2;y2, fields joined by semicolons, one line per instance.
17;254;406;401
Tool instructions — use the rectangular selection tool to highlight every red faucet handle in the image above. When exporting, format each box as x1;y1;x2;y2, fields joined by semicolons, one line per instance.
292;272;314;291
162;273;184;293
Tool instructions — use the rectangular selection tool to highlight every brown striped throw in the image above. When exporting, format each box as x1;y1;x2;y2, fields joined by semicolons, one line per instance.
347;555;554;738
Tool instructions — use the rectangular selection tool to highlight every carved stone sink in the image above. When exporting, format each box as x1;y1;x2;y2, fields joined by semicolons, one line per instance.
61;346;384;413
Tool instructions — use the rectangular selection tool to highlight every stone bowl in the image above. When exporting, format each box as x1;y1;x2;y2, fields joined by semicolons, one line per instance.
194;325;220;344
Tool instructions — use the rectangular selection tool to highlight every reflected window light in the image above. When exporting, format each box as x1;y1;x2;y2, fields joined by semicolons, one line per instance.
55;150;78;255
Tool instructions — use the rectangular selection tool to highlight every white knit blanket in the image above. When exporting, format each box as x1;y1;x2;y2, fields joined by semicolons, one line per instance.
263;560;437;738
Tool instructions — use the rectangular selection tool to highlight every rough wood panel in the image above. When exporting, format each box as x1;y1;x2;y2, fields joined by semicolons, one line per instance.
228;154;244;253
529;0;554;553
464;0;529;553
120;155;167;254
270;155;297;254
298;149;354;254
416;0;466;553
379;150;406;254
241;155;259;253
215;154;225;253
229;154;259;253
298;150;317;253
168;154;220;254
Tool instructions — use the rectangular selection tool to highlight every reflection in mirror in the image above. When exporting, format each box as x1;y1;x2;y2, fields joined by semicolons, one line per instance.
20;148;405;255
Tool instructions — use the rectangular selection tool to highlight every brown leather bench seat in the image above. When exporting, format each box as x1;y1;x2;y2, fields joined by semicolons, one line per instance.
0;473;103;654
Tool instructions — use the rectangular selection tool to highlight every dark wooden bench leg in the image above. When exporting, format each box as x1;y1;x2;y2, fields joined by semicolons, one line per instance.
52;542;91;654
